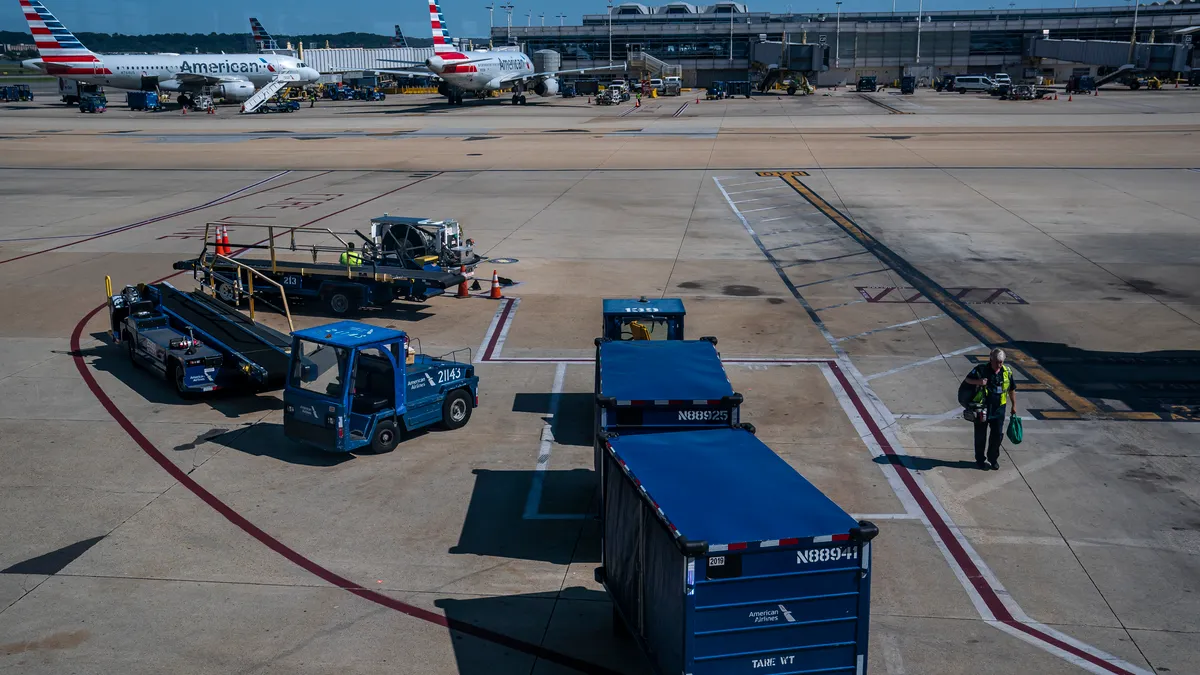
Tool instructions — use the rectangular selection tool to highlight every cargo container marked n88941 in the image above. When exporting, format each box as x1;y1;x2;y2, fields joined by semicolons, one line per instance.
18;0;320;104
381;0;624;105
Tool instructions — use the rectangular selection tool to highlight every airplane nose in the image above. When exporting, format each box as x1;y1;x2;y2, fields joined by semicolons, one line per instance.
303;68;320;81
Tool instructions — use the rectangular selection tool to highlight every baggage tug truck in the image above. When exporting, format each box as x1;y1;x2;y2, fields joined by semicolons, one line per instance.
284;322;478;453
602;297;686;341
598;427;878;675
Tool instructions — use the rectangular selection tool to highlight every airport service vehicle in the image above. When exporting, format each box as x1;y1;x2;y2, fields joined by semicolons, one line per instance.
376;0;622;105
663;76;682;96
592;338;743;478
706;81;727;100
856;75;878;92
992;73;1012;86
107;279;293;395
602;297;685;341
20;0;319;106
126;90;162;111
173;222;468;316
649;78;664;95
596;427;878;675
78;92;106;113
1;84;33;101
57;77;100;104
365;215;481;273
953;75;995;93
901;75;916;94
727;80;752;98
283;322;477;453
1065;75;1096;94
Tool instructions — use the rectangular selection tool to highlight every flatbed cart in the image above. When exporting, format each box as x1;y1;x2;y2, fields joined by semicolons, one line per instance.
172;222;467;316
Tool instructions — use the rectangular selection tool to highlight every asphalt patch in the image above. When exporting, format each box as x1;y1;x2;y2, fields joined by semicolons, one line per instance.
723;284;762;297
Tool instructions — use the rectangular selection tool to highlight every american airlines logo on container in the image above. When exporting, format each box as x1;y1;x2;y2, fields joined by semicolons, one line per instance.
747;604;797;624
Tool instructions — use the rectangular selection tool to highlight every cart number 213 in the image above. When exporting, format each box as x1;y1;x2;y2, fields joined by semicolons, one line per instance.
796;547;857;564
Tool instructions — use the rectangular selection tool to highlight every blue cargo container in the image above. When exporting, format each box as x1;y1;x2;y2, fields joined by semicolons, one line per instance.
126;91;161;111
598;428;878;675
593;338;742;475
602;297;686;341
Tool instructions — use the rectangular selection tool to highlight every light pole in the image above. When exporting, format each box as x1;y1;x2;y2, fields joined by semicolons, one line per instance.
835;1;842;69
1128;1;1141;64
607;0;613;66
729;10;734;63
540;13;545;26
557;12;566;26
486;3;494;48
501;3;514;45
916;0;922;64
527;10;532;27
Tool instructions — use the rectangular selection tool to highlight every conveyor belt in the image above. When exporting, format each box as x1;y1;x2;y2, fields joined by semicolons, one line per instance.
175;255;464;289
154;283;292;384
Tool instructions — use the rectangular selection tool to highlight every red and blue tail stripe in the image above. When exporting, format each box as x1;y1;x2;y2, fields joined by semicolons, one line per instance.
429;0;466;59
19;0;109;72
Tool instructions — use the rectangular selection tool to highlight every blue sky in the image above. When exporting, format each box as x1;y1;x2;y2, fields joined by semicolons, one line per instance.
5;0;1126;36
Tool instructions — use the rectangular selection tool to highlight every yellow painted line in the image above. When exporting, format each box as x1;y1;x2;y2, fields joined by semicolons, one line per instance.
779;173;1101;418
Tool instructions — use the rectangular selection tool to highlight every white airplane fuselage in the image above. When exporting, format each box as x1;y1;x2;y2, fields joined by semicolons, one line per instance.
427;50;535;93
49;53;319;92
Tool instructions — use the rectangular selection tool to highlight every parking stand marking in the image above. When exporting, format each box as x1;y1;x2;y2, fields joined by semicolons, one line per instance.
523;363;587;521
716;175;1152;675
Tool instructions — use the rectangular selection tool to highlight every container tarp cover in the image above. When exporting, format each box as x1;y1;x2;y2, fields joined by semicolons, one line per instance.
609;428;858;546
599;341;732;402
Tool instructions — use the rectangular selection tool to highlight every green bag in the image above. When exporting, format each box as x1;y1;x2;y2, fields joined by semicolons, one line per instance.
1006;415;1023;444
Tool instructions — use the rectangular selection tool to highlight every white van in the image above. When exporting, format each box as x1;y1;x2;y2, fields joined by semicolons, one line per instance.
953;75;996;93
992;73;1012;86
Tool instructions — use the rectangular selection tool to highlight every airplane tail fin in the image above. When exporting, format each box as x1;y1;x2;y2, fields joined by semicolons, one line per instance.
429;0;457;55
249;17;279;51
391;24;408;48
19;0;103;70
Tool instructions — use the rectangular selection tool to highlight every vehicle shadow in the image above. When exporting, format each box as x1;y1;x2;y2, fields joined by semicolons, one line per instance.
203;422;354;467
873;454;980;471
450;468;599;564
434;588;652;675
76;333;283;418
511;392;594;447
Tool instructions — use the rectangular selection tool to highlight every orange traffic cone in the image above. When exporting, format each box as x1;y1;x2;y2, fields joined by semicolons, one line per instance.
456;266;469;298
1054;93;1058;100
488;270;503;300
1068;94;1073;102
219;224;231;255
1094;88;1098;96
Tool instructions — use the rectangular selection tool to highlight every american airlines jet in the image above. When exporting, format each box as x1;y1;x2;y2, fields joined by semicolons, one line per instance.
382;0;623;105
18;0;320;104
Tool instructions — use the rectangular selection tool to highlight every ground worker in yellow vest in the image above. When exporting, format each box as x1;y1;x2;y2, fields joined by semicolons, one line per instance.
964;348;1016;471
339;242;363;266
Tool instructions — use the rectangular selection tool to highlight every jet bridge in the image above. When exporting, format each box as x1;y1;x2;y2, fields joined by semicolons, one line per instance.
1025;37;1190;79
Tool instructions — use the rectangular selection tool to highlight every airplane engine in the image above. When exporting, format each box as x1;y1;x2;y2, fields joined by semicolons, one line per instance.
217;81;256;102
533;77;559;97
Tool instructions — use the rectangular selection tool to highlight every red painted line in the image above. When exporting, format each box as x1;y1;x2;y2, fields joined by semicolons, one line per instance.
65;173;624;675
481;298;515;361
825;362;1136;675
0;171;330;266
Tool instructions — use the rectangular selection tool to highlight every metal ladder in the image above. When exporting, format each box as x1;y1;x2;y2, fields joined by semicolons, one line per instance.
240;73;301;113
628;50;682;79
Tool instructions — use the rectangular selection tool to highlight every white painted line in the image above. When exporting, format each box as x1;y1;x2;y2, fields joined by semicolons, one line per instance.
523;363;587;521
742;206;781;213
865;344;984;381
725;185;788;195
851;513;924;521
895;408;964;421
795;269;890;289
814;299;866;312
731;197;773;204
835;314;945;343
476;298;519;363
759;216;792;222
723;178;780;187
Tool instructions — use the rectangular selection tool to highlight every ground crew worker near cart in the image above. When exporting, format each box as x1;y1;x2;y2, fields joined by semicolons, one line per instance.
339;242;363;266
965;348;1015;471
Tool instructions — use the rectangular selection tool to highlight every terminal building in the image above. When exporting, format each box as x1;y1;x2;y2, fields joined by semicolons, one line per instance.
491;1;1200;87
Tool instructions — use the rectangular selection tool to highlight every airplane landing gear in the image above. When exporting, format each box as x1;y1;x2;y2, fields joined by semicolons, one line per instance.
447;92;464;105
511;94;527;105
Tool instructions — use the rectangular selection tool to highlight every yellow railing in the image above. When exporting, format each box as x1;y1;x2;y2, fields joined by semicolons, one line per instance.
209;253;294;333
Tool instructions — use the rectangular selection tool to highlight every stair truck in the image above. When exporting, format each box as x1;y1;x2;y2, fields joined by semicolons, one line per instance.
602;297;686;341
283;322;478;454
593;338;744;489
596;426;878;675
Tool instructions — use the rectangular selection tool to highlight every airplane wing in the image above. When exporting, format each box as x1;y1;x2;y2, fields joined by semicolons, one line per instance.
375;69;442;80
171;73;253;85
498;62;627;85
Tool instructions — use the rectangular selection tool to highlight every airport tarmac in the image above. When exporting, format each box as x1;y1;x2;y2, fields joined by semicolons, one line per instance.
0;88;1198;675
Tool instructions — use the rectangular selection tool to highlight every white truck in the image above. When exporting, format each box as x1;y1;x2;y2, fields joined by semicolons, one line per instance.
58;77;103;105
663;76;682;96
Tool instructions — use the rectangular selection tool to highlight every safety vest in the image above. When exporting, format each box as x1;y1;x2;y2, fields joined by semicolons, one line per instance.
971;365;1012;407
339;250;362;266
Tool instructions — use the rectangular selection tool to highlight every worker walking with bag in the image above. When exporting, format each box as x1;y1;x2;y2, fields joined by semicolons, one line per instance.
963;348;1017;471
